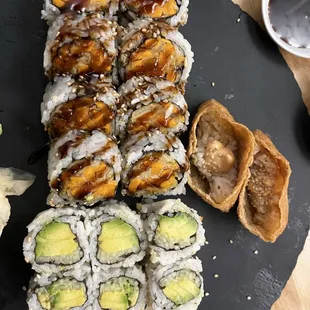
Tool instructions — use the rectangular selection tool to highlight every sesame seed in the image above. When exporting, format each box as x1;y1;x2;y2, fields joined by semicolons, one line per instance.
212;255;217;260
237;18;241;23
211;82;215;87
229;239;233;244
247;296;252;300
205;241;209;245
214;274;219;278
22;286;27;291
254;250;258;255
205;292;210;297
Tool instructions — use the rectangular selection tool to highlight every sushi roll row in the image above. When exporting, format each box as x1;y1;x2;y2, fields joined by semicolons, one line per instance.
42;0;189;27
27;265;147;310
24;199;205;309
40;7;193;204
23;202;147;273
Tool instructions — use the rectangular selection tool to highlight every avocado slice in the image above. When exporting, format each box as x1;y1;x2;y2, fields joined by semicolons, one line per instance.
36;278;87;310
162;272;200;306
155;212;198;245
98;218;139;255
99;277;139;310
35;221;79;259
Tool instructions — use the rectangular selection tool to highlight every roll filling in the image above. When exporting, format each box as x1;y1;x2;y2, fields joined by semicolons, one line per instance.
35;278;87;310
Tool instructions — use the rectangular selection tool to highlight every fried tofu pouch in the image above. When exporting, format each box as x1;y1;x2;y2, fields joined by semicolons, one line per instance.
188;100;255;212
237;130;291;243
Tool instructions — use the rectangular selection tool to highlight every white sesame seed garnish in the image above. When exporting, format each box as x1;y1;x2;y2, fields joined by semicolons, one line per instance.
205;241;209;245
254;250;258;255
229;239;234;244
214;274;219;278
212;255;217;260
247;296;252;300
211;82;215;87
237;17;241;23
22;286;27;291
205;292;210;297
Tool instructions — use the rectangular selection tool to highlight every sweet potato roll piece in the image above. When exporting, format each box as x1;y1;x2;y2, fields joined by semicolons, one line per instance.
238;130;291;242
188;100;255;212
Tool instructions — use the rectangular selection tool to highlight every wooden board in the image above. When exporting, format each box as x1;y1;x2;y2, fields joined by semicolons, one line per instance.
272;231;310;310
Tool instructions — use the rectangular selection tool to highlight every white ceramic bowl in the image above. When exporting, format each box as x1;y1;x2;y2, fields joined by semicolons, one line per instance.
262;0;310;58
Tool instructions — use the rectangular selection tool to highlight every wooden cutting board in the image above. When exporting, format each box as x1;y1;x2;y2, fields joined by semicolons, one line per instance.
272;232;310;310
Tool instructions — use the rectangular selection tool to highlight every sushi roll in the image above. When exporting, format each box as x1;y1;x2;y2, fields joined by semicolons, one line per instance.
23;208;90;275
119;20;193;92
148;258;204;310
42;0;119;25
120;0;189;27
93;265;147;309
27;272;93;310
44;12;118;83
41;76;119;140
117;76;189;140
139;199;205;265
47;130;122;207
121;131;189;197
88;201;147;269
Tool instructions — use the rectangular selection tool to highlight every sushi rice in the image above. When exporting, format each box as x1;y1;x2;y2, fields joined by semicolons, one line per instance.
92;265;147;310
139;199;205;265
23;208;90;275
41;75;119;139
42;0;119;25
44;12;118;83
121;131;189;198
88;201;147;270
117;76;189;140
119;19;194;92
27;272;93;310
119;0;189;27
47;130;122;207
148;257;204;310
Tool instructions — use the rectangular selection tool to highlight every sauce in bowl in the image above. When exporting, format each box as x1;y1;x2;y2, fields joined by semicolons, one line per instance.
269;0;310;48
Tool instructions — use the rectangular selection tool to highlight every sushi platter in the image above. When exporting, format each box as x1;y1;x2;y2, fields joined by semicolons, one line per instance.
1;0;310;310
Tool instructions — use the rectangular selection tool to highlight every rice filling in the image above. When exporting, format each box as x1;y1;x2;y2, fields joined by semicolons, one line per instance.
191;114;238;204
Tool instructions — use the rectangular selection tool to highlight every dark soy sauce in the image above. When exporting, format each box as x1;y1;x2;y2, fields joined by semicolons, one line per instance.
269;0;310;48
62;0;90;11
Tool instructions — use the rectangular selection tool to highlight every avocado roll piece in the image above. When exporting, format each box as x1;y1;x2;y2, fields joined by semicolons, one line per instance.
42;0;119;24
23;208;89;275
148;258;204;310
89;202;147;270
27;273;93;310
120;0;189;27
121;131;189;197
117;76;189;140
41;76;119;140
119;20;193;92
44;13;118;83
139;199;205;265
93;265;147;310
47;130;122;207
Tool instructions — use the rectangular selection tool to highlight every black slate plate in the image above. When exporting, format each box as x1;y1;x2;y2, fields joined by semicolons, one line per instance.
1;0;310;309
